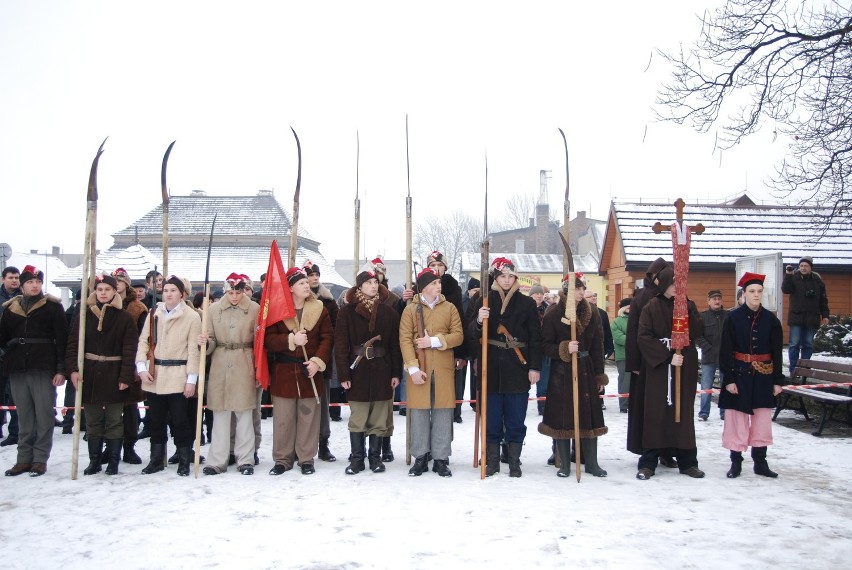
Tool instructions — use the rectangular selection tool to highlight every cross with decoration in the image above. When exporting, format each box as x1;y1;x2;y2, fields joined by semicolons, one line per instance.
652;198;705;423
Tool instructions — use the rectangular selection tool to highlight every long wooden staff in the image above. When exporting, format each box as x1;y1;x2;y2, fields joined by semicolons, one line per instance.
288;127;302;267
161;141;175;279
194;215;217;477
558;128;581;482
353;131;360;283
476;154;489;479
404;115;413;466
72;137;107;480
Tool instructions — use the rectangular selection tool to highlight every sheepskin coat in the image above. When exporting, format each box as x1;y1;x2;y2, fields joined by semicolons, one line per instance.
65;292;138;405
136;301;201;395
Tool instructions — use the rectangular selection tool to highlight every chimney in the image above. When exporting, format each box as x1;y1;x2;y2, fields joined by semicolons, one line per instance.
577;211;586;219
52;246;60;256
190;189;207;197
257;189;274;197
529;217;535;228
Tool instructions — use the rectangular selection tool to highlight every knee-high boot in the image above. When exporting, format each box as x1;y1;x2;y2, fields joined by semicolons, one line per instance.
104;439;123;475
368;435;385;473
581;438;607;477
752;446;778;478
84;437;103;475
345;432;366;475
141;443;166;474
485;444;500;477
726;450;743;478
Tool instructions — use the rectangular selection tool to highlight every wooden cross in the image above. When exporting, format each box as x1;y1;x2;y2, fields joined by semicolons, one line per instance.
652;198;705;235
651;198;705;423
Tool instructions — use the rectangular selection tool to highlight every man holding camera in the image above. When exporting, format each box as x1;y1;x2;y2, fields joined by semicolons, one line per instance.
781;257;829;375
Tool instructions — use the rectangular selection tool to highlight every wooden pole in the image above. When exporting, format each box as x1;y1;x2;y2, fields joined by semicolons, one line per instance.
72;137;106;480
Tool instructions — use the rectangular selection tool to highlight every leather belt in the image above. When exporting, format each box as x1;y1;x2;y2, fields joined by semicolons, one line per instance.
8;337;54;347
353;345;386;360
577;350;589;358
84;353;122;362
154;359;188;366
270;353;305;364
219;342;253;350
734;352;771;363
487;340;528;350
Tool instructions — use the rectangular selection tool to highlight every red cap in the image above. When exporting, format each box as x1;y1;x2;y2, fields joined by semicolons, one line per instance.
738;272;765;288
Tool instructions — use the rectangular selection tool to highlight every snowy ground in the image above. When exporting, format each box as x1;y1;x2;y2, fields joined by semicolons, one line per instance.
2;361;852;569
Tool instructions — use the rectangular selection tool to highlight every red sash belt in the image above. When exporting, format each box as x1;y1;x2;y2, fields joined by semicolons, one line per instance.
733;352;771;363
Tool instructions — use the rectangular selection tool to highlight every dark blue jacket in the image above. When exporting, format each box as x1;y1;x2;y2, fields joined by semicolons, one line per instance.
718;304;785;414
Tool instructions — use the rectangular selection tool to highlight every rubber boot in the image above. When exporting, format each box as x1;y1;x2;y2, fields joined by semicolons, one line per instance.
83;437;103;475
381;435;394;462
141;443;166;474
176;446;192;476
752;446;778;478
727;450;743;478
104;439;122;475
368;435;385;473
581;438;607;477
555;439;572;478
345;432;366;475
318;436;337;462
485;444;500;477
507;442;523;478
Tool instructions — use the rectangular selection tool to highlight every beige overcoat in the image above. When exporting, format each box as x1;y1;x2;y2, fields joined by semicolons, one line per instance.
136;301;201;395
204;294;259;411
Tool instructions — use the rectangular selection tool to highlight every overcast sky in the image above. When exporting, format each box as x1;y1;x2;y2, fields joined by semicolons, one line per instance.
0;1;788;268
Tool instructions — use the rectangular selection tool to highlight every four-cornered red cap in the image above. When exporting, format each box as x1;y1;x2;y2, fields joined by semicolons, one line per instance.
302;260;320;276
224;272;246;291
416;267;440;291
20;265;44;283
737;272;765;288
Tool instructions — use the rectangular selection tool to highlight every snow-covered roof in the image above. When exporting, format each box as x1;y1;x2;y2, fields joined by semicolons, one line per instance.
53;243;349;290
4;252;69;297
459;252;599;274
609;199;852;269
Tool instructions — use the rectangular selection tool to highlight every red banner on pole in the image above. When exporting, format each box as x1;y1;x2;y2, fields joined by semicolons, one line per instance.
254;240;295;389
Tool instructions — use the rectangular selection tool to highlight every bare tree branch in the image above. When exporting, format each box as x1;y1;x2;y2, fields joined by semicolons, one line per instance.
413;210;481;274
656;0;852;234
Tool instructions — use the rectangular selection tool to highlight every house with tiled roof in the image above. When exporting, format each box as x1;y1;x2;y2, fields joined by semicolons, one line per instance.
599;194;852;336
54;190;349;291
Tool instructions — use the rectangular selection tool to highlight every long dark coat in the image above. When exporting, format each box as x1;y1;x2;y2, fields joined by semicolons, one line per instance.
65;293;138;405
441;273;468;360
335;285;402;402
0;294;67;376
121;293;148;405
265;298;333;399
718;303;786;414
632;295;702;451
781;270;830;328
538;295;608;439
467;282;542;395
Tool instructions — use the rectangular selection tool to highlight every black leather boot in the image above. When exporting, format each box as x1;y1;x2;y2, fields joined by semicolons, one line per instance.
104;439;123;475
381;435;394;462
582;438;607;477
727;450;743;478
408;455;429;476
555;439;572;478
507;442;523;477
122;439;142;464
485;444;500;476
752;446;778;478
141;443;166;474
83;437;103;475
176;446;192;476
318;436;337;462
345;432;366;475
368;435;385;473
500;441;509;464
547;440;556;466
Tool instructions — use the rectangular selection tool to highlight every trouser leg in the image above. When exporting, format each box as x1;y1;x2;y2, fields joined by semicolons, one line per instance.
271;396;296;467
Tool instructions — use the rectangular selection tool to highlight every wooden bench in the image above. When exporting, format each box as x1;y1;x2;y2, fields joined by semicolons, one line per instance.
773;359;852;436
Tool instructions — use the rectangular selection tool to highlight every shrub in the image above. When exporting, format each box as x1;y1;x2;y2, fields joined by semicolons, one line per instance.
813;315;852;357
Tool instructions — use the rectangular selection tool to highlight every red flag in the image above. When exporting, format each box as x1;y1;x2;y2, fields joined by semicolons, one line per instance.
254;241;295;389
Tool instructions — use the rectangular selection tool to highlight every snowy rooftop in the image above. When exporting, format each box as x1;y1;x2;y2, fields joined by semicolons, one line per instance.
610;198;852;269
459;251;599;274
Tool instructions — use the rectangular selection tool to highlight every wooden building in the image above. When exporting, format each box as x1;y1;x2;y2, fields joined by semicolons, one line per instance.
599;194;852;338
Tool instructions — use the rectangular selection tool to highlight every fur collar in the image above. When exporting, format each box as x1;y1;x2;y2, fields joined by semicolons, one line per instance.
5;294;61;317
284;297;324;331
311;283;334;302
491;279;520;315
87;291;123;332
557;291;593;337
344;284;389;332
215;293;254;314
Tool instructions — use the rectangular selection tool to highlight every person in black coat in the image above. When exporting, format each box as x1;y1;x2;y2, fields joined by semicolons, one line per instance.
719;272;786;479
469;257;541;477
781;256;830;375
